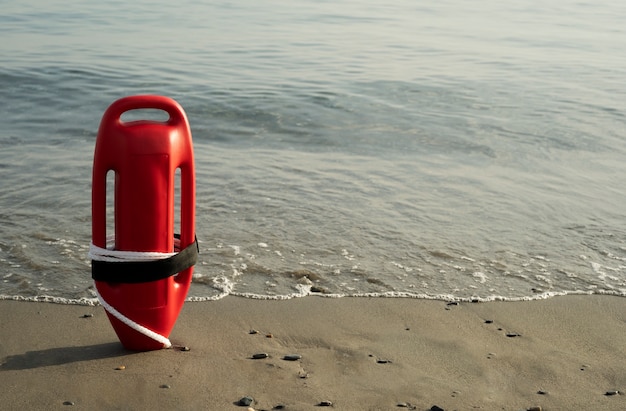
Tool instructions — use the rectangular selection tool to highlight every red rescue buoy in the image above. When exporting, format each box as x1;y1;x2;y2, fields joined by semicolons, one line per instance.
91;95;196;351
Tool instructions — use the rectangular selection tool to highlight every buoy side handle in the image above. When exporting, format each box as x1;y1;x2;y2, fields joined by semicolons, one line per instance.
174;159;196;285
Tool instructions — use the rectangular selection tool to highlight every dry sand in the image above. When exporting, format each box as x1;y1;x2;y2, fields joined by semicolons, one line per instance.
1;295;625;410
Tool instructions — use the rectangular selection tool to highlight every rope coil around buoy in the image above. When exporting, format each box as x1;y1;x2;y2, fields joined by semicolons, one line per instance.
88;235;178;262
89;236;179;349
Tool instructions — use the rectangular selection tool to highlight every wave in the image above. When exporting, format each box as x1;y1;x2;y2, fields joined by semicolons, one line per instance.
2;287;624;307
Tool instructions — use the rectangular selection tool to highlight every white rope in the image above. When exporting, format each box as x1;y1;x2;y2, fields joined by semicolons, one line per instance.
88;235;178;262
90;235;177;349
95;288;172;348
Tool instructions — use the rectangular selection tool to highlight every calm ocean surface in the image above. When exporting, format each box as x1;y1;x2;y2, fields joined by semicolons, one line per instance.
1;0;625;304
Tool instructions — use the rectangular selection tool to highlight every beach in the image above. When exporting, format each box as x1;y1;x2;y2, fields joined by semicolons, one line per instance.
1;295;625;410
2;2;625;409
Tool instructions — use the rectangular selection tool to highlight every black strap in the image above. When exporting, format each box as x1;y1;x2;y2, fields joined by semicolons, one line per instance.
92;236;199;284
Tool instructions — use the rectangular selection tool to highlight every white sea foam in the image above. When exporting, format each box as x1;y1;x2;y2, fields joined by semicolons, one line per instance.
0;294;99;306
2;287;626;306
472;272;488;284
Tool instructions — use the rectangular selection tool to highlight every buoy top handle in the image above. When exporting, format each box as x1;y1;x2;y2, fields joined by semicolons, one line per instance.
101;95;188;128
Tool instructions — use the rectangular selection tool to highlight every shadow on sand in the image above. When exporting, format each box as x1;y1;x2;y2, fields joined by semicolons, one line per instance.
0;342;128;371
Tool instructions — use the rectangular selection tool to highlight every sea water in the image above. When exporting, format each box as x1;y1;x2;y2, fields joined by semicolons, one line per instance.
0;0;625;304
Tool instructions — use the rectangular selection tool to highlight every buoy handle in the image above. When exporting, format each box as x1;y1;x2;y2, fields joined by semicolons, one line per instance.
102;95;187;128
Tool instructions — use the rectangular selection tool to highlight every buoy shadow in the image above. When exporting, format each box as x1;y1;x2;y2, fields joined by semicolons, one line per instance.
0;342;128;371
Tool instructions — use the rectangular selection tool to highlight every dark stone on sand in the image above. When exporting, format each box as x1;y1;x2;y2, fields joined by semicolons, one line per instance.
605;390;620;396
273;405;286;410
62;401;75;406
484;319;493;324
159;384;171;389
283;354;302;361
537;390;548;395
446;302;458;306
430;406;445;411
180;346;190;351
506;332;521;337
317;400;333;406
252;353;269;359
238;396;254;406
80;314;93;318
376;359;392;364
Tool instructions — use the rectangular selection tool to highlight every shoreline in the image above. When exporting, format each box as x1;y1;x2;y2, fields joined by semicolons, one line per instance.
1;295;625;410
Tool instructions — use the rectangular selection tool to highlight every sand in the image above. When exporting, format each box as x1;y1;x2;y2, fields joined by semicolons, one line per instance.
1;295;625;410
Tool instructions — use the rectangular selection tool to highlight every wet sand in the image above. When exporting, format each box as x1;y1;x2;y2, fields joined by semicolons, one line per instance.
1;295;625;410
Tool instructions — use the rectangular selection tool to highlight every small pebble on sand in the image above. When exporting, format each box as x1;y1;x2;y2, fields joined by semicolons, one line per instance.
80;314;93;318
62;401;75;406
252;353;269;359
237;396;254;406
114;365;126;370
283;354;302;361
605;390;620;396
317;400;333;406
160;384;171;389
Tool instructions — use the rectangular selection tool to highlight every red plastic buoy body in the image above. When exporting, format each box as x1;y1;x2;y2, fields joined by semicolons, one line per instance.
92;95;195;351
